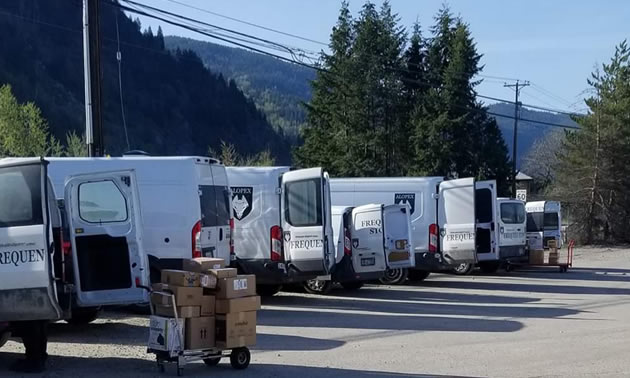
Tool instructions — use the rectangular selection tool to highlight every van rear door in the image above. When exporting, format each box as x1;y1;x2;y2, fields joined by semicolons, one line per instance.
438;178;477;265
350;205;387;274
281;168;334;275
64;170;149;306
475;180;498;261
0;160;62;321
383;204;415;269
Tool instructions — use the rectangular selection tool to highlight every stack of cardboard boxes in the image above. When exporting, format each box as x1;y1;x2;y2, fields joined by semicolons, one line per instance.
147;257;260;354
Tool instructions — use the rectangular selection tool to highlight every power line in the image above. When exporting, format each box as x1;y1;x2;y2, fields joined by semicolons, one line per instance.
114;11;131;151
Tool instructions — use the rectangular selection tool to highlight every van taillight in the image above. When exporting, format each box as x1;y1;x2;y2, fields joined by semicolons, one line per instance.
270;225;283;262
61;230;71;256
229;218;235;257
429;223;438;253
343;227;352;256
192;220;202;258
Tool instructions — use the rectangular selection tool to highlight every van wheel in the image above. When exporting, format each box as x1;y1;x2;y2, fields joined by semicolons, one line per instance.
379;268;408;285
479;262;500;274
0;331;9;349
303;279;333;295
256;284;281;297
340;281;363;290
66;307;101;325
452;263;474;275
408;270;431;282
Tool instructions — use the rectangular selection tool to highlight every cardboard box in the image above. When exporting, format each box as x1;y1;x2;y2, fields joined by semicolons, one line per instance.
215;296;261;314
151;286;203;307
200;273;218;289
155;305;200;318
209;268;238;279
215;275;256;299
185;316;215;350
148;315;184;357
547;239;558;249
216;311;256;349
548;251;559;265
182;257;225;273
161;270;200;287
201;295;216;316
529;249;545;265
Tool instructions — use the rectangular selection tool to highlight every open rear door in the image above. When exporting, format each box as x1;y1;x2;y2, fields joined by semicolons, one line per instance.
438;178;477;265
382;204;415;269
475;180;498;262
64;170;149;307
350;205;388;274
281;168;334;275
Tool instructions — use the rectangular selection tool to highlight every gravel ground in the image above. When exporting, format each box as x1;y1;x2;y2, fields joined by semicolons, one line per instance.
2;246;630;377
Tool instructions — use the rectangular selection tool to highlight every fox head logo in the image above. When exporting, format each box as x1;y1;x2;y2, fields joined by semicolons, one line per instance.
394;193;416;215
231;187;253;220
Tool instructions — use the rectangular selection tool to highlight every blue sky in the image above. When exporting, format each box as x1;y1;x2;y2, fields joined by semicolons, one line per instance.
137;0;630;113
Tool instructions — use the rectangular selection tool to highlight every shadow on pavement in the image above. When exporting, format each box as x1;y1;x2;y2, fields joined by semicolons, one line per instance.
420;279;630;295
485;267;630;283
326;287;540;304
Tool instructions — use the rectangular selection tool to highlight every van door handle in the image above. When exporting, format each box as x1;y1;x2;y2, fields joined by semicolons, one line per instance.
219;228;223;241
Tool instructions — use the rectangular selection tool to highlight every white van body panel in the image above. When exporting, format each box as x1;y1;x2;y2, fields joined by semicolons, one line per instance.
382;204;415;269
475;180;499;262
438;178;477;265
350;204;388;273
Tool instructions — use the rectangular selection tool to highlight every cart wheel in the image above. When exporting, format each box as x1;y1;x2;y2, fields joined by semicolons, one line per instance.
230;347;251;370
203;356;221;367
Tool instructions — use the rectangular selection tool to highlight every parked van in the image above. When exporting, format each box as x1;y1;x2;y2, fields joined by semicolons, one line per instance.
45;156;231;282
330;177;477;282
226;167;335;296
526;201;562;250
303;204;414;294
0;158;150;342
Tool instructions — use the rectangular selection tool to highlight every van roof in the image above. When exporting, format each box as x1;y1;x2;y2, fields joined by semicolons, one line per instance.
45;156;221;165
0;157;44;167
332;176;443;183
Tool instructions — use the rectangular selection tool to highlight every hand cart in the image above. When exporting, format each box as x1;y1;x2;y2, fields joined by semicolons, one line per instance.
506;240;574;273
147;290;251;376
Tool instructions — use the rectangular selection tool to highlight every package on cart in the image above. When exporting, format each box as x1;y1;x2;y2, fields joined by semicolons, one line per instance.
182;257;225;272
208;268;238;279
185;316;216;350
148;315;184;356
161;270;200;287
151;286;203;307
216;311;256;349
200;273;218;289
215;275;256;299
200;294;216;316
529;249;545;265
155;305;201;318
215;296;261;314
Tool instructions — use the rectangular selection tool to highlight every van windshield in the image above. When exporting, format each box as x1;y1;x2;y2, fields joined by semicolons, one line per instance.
199;185;231;227
285;178;322;227
526;212;544;232
544;212;559;230
501;203;525;224
0;164;43;227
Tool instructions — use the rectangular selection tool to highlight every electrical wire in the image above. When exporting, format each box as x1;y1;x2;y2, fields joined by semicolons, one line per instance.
115;11;131;151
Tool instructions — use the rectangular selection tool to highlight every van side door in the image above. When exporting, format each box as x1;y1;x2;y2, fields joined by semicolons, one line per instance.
64;170;149;306
438;178;477;265
474;180;498;261
382;204;415;269
281;168;334;275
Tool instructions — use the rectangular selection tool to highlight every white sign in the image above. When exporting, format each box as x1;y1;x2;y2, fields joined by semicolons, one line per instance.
516;189;527;202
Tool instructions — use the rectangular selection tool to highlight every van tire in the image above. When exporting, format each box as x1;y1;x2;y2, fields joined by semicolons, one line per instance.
479;262;500;274
379;268;408;285
340;281;363;290
0;331;9;349
303;280;333;295
451;263;474;275
256;284;282;297
408;270;431;282
66;307;101;325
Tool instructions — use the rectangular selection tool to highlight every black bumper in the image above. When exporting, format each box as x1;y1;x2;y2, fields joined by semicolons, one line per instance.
414;252;456;271
332;256;384;283
233;258;318;285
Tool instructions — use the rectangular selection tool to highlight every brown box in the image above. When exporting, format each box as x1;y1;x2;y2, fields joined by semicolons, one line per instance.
182;257;225;273
155;305;200;318
529;249;545;265
548;251;559;265
200;295;216;316
216;311;256;349
209;268;238;279
547;239;558;249
215;296;261;314
152;283;170;292
161;270;200;287
215;275;256;299
200;274;218;289
151;286;203;307
185;316;215;350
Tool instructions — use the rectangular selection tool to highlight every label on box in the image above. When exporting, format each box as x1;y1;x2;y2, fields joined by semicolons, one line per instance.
200;274;217;289
233;278;248;291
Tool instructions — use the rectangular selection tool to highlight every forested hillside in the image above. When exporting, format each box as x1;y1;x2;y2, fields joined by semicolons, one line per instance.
0;0;289;161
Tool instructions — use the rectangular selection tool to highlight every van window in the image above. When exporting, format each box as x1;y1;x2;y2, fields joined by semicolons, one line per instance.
215;186;231;225
78;180;128;223
285;178;322;227
544;212;559;230
199;185;231;227
0;164;43;227
501;203;525;224
475;188;493;223
527;212;544;232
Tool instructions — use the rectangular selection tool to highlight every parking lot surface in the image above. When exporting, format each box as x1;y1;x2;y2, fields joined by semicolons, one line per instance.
2;246;629;377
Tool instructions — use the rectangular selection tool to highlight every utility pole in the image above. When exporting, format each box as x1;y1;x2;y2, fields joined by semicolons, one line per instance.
504;80;529;198
82;0;104;157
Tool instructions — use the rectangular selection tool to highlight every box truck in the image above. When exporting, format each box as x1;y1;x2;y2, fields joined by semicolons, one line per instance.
45;156;231;282
303;203;414;294
0;158;150;346
526;201;562;250
226;167;335;296
330;177;478;283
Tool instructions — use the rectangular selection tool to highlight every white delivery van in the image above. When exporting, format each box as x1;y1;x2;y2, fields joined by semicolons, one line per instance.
330;177;477;282
303;204;414;294
526;200;562;250
497;198;527;262
226;167;335;296
45;156;231;282
0;158;150;345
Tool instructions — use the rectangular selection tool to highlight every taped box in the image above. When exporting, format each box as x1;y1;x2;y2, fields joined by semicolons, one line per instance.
150;286;203;307
161;270;200;287
209;268;238;279
200;273;218;289
185;316;215;350
215;275;256;299
201;295;216;316
216;311;256;349
529;249;545;265
215;296;261;314
155;305;200;318
148;315;184;356
182;257;225;273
